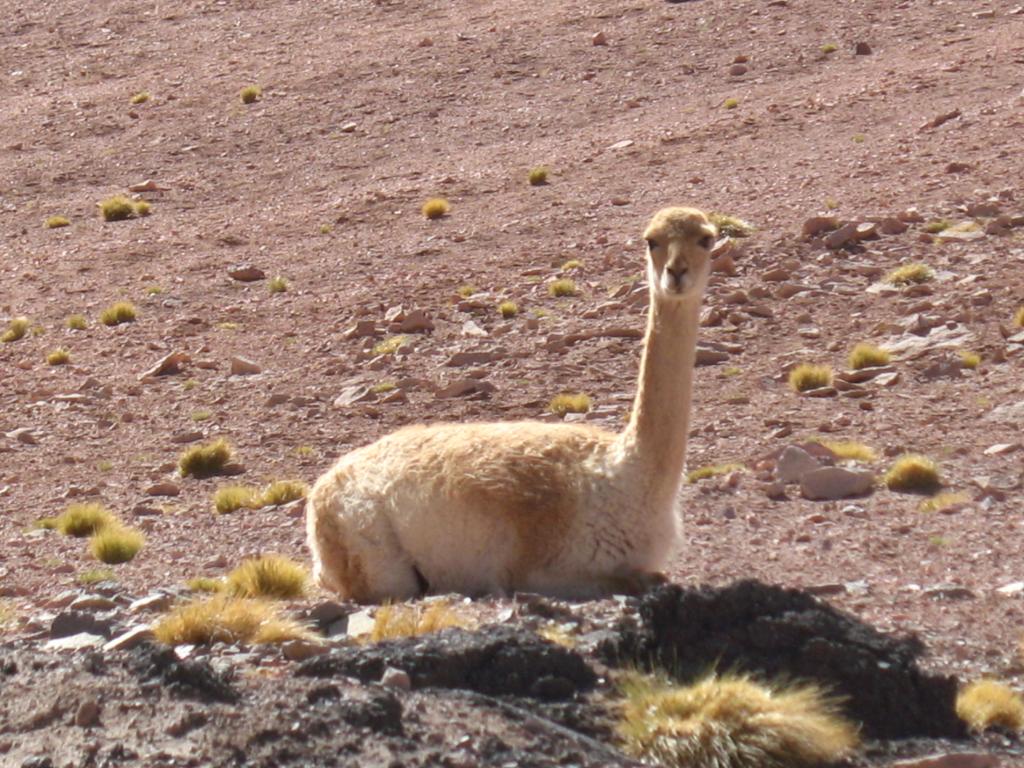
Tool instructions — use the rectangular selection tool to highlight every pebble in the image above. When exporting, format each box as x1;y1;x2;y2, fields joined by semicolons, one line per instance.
103;625;154;652
229;356;262;376
7;428;39;445
129;593;173;613
854;41;872;55
435;379;497;399
995;581;1024;596
74;698;101;728
607;139;634;150
923;584;975;600
381;667;412;691
461;320;488;338
398;309;434;333
227;264;265;282
801;216;839;238
170;431;204;444
343;320;380;339
591;31;607;46
138;351;190;379
728;63;747;76
823;222;859;250
775;445;821;484
983;442;1020;456
281;639;327;661
44;632;105;651
145;482;180;497
800;467;874;501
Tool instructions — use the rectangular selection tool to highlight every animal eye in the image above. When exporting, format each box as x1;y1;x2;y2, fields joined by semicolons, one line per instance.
699;235;714;250
646;239;657;250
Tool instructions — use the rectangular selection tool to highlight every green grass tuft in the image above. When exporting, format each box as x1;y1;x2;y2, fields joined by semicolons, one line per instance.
55;503;117;537
153;595;316;646
133;199;152;217
498;300;519;318
77;569;116;586
179;438;234;478
821;43;838;54
549;393;591;416
99;195;136;222
422;197;450;220
226;554;307;599
90;526;144;564
548;278;577;298
46;348;71;366
44;215;70;229
848;343;891;369
240;85;262;104
1015;307;1024;328
561;259;583;272
885;262;933;286
960;350;981;369
885;454;941;493
788;364;833;392
213;485;261;514
819;440;878;463
456;284;478;298
1;317;30;343
99;301;137;326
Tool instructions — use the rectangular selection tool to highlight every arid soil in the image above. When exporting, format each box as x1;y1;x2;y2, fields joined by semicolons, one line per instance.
2;0;1024;765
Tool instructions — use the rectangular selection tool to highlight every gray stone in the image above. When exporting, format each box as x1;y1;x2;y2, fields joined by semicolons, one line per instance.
824;222;859;249
68;595;117;612
45;632;105;651
381;666;412;691
776;446;822;484
800;467;875;501
103;625;155;651
229;356;262;376
333;385;376;407
50;610;113;639
129;593;173;613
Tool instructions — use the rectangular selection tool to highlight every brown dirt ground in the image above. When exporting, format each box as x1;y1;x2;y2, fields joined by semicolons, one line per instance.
2;0;1024;764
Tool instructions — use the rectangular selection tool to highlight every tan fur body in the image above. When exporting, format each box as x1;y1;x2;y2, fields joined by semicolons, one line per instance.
308;207;716;602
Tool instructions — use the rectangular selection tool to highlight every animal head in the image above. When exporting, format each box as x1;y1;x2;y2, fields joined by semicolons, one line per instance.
643;207;717;301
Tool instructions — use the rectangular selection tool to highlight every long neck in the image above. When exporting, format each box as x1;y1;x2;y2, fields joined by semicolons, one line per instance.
617;292;702;500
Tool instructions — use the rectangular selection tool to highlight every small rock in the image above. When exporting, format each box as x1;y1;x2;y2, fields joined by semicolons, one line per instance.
607;139;634;151
103;625;155;651
983;443;1020;456
129;594;173;613
282;639;327;661
890;754;998;768
854;41;872;55
333;386;376;407
346;609;375;639
461;320;489;338
996;581;1024;596
7;428;38;445
435;379;497;399
919;108;961;131
824;222;859;250
695;348;729;366
227;264;265;282
936;227;984;242
145;482;180;497
800;467;874;501
50;611;112;639
229;356;262;376
776;445;822;484
445;350;500;367
68;595;117;612
877;217;908;235
801;216;839;238
923;584;975;600
170;430;204;444
306;600;351;631
381;667;412;691
591;31;607;46
399;309;434;334
45;632;105;651
74;698;100;728
343;320;380;339
340;122;357;133
138;351;190;380
728;63;748;76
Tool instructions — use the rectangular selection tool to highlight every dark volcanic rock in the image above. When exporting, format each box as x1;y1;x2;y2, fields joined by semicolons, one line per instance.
601;580;964;740
131;643;238;703
297;626;596;700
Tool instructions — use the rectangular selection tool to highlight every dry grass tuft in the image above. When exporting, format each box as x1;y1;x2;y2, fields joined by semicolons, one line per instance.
455;284;478;298
226;554;307;599
549;393;592;416
528;166;549;186
240;85;262;104
618;672;858;768
548;278;577;298
130;91;150;104
77;569;116;586
687;463;745;483
884;454;941;493
723;98;739;109
918;491;970;514
848;343;891;370
261;480;308;506
923;219;952;234
268;275;289;293
44;215;70;229
153;595;316;646
179;438;234;478
788;364;833;392
819;441;878;463
66;315;88;331
372;335;409;356
957;680;1024;733
561;259;583;272
1015;307;1024;328
56;503;117;537
99;195;136;222
369;600;470;643
186;576;226;593
821;42;838;54
708;212;753;238
498;300;519;318
213;485;261;514
2;316;29;343
47;348;71;366
421;197;450;220
885;263;933;286
133;199;152;217
99;301;137;326
959;350;981;369
90;526;144;564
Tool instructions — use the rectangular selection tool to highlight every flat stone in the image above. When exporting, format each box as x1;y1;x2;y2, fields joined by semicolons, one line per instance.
983;443;1019;456
800;467;875;501
68;595;117;612
333;385;376;407
103;625;155;652
306;600;351;631
346;609;375;639
445;350;501;367
695;347;729;365
139;351;190;380
170;431;204;444
607;139;634;150
923;584;976;600
229;356;262;376
129;594;173;613
890;754;999;768
145;482;180;497
435;379;496;399
824;222;860;250
995;581;1024;596
801;216;839;238
50;610;113;639
281;639;327;661
45;632;105;651
227;264;265;282
776;445;822;484
342;320;380;339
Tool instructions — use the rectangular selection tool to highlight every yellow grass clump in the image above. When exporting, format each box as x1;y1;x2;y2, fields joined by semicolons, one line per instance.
788;364;833;392
549;393;592;416
372;335;409;356
885;263;933;286
99;301;137;326
923;219;952;234
499;300;519;318
260;480;308;506
226;554;307;600
421;198;450;220
133;199;152;217
214;485;261;514
918;491;970;514
66;315;88;331
153;595;316;646
884;454;941;493
848;343;891;370
528;166;549;186
1015;307;1024;327
130;91;150;104
90;526;144;564
2;316;29;343
268;275;289;293
959;350;981;369
618;672;859;768
186;576;226;593
723;98;739;110
179;438;234;478
819;441;878;463
240;85;262;104
369;600;470;644
47;348;71;366
548;278;577;298
687;463;745;483
99;195;136;222
44;215;70;229
957;680;1024;733
55;503;117;538
708;212;753;238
